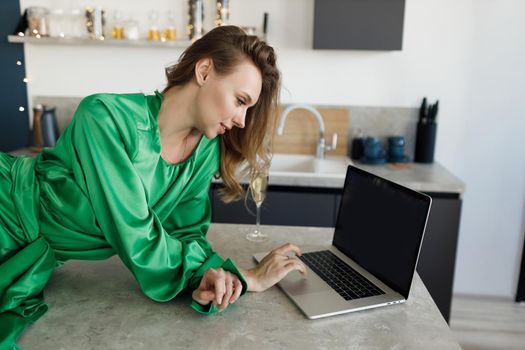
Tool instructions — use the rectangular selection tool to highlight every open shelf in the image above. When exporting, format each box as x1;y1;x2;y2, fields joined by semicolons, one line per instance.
7;34;192;49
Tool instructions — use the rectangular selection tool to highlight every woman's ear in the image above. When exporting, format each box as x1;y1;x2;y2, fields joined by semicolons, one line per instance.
195;58;213;86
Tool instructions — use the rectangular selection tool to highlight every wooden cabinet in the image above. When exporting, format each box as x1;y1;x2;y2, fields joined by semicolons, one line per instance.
210;184;462;323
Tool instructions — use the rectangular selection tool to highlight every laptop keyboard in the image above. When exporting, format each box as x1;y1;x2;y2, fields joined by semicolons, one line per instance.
298;250;385;301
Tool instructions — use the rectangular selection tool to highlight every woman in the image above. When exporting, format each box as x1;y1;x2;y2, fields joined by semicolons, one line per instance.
0;25;306;348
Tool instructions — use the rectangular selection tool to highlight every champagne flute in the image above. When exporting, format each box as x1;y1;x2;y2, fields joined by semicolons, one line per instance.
246;168;269;242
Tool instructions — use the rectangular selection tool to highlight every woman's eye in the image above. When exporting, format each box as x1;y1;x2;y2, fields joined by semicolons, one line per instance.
237;98;245;106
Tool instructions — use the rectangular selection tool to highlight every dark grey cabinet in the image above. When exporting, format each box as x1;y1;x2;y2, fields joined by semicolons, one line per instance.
211;184;340;227
210;184;462;323
314;0;406;50
416;195;462;323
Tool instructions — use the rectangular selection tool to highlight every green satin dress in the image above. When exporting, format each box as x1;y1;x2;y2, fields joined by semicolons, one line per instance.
0;91;247;349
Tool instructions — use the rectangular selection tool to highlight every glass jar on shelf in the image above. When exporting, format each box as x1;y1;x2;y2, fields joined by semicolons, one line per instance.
111;10;124;40
123;19;140;40
148;10;161;41
48;8;65;38
187;0;204;40
215;0;230;27
85;6;105;40
163;11;177;41
27;6;50;37
69;8;86;38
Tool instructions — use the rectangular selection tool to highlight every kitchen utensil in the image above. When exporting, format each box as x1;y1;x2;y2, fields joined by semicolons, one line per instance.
419;97;427;123
262;12;268;41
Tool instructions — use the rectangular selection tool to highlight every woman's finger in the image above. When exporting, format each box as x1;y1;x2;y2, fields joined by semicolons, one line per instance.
192;289;215;305
230;277;243;304
219;273;234;312
213;268;226;306
284;259;308;276
273;242;302;257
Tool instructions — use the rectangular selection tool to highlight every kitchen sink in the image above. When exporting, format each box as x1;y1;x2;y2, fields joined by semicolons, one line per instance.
270;154;351;177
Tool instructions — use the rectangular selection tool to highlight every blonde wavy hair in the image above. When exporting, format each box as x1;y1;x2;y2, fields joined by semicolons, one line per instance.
163;25;281;203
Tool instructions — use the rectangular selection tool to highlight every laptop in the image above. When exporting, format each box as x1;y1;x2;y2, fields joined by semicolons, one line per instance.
253;165;432;319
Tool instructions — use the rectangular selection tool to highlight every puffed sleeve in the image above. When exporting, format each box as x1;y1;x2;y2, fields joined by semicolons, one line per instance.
166;182;248;314
68;95;246;314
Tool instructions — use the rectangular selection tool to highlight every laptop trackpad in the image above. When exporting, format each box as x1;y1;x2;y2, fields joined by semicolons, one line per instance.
280;271;331;296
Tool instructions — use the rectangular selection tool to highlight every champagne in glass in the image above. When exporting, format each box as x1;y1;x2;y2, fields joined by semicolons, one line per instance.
250;175;267;205
246;170;269;242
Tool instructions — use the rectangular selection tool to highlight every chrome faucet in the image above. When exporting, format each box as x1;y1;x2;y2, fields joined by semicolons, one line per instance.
277;104;337;159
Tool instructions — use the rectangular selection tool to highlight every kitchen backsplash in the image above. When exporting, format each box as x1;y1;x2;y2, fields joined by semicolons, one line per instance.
32;96;419;159
33;96;82;135
348;106;419;160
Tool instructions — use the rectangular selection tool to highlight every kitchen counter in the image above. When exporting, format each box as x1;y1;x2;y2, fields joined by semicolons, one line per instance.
267;159;465;195
10;148;465;195
355;161;465;195
19;224;461;350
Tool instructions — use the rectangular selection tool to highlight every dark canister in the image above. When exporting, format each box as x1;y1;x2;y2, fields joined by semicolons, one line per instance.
40;106;60;147
350;129;365;160
388;136;405;159
414;121;437;163
350;137;364;160
32;104;44;149
415;97;439;163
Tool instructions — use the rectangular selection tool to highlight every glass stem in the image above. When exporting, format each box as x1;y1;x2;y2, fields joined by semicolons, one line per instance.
256;203;261;234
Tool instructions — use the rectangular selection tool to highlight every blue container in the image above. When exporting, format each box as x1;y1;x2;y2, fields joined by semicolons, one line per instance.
41;107;60;147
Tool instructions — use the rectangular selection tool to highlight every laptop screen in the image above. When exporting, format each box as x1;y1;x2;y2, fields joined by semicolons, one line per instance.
333;166;431;299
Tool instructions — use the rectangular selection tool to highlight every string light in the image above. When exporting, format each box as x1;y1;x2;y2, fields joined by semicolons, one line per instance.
19;107;25;112
23;78;28;83
16;60;22;65
18;32;24;36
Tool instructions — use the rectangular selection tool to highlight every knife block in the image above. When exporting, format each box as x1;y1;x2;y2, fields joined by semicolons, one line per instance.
414;121;437;163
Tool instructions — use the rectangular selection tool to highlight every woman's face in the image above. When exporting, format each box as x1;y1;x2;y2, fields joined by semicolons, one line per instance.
195;58;262;139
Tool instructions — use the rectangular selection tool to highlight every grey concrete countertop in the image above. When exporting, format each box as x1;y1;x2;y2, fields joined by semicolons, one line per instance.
353;161;466;195
264;161;465;194
10;148;465;195
210;160;465;194
19;224;461;350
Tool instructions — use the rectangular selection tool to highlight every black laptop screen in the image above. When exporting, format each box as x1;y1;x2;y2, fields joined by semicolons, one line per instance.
333;166;431;299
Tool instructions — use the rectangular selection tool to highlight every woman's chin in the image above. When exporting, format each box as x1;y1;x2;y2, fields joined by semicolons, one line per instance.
203;129;218;139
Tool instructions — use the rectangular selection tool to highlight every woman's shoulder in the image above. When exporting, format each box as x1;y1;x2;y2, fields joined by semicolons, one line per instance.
76;92;151;129
78;92;147;114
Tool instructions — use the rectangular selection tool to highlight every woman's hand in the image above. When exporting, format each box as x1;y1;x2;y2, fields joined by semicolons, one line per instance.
240;243;308;292
192;268;243;312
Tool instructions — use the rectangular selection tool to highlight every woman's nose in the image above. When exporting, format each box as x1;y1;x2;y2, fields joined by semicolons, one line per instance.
232;110;246;129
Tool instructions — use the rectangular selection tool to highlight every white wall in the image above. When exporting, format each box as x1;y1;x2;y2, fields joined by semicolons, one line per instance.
18;0;525;298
